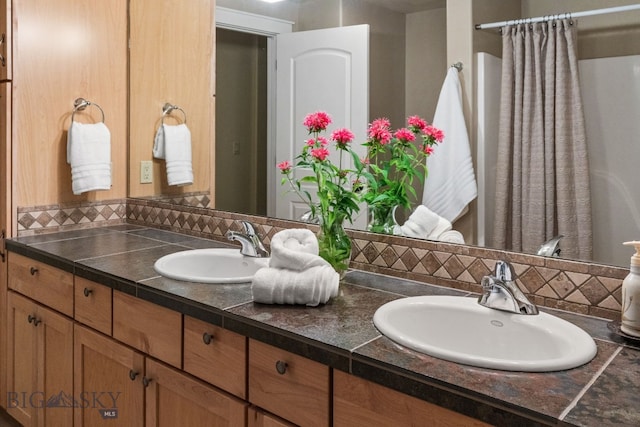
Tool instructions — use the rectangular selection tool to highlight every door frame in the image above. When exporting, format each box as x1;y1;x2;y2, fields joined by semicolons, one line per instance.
215;7;293;217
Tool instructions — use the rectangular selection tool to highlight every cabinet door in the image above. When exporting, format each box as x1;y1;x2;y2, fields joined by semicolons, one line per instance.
334;370;491;427
145;358;247;427
0;81;11;409
6;291;73;427
74;324;144;427
248;406;296;427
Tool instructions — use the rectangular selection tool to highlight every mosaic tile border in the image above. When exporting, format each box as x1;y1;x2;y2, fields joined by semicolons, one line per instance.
17;199;127;236
126;198;628;321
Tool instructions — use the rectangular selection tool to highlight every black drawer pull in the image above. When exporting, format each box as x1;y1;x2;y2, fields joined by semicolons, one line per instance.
275;360;288;375
202;332;213;345
30;267;38;275
83;288;93;297
129;370;139;381
27;314;41;326
142;377;153;387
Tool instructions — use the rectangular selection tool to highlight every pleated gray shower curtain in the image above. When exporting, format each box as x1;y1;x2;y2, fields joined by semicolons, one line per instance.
493;20;592;260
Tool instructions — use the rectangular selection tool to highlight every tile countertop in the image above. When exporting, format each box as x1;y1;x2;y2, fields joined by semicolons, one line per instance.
6;225;640;427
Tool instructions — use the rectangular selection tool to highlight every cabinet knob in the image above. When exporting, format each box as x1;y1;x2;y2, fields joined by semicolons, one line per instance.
275;360;288;375
128;370;139;381
30;267;39;275
83;288;93;297
202;332;213;345
27;315;41;326
142;377;153;387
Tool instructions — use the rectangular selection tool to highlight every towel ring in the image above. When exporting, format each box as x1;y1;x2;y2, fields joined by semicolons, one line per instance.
451;62;463;72
72;98;105;123
162;103;187;124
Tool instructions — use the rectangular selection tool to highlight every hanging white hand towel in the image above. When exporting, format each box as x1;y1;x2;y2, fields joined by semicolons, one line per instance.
67;121;112;195
422;67;477;222
153;123;193;186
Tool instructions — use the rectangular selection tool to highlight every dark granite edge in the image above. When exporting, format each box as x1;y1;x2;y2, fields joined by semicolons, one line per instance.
6;240;75;273
351;352;558;427
74;264;138;296
136;285;225;327
222;308;352;372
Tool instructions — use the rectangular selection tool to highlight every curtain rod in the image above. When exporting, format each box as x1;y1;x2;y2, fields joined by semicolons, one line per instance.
475;4;640;30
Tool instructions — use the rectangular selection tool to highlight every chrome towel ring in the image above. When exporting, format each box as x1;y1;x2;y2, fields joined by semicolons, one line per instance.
162;103;187;124
72;98;105;123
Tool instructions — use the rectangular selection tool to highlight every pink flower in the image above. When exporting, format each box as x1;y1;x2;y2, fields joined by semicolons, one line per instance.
424;125;444;143
303;111;332;133
310;147;330;162
394;128;416;142
407;115;427;132
367;118;392;145
306;138;316;147
317;136;329;147
423;145;435;155
331;128;354;149
360;156;370;165
277;160;292;174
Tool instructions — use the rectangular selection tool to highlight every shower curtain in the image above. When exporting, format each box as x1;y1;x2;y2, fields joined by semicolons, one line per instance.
493;20;592;260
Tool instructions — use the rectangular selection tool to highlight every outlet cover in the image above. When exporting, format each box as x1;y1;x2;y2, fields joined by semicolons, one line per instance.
140;160;153;184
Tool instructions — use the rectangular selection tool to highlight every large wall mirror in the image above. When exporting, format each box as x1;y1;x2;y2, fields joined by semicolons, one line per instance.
128;0;640;269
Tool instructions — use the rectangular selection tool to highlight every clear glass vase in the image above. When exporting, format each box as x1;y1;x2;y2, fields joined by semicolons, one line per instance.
367;205;399;235
317;216;352;278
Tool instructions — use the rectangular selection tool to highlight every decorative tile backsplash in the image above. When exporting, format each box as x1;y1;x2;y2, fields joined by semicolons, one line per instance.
16;197;627;321
17;199;127;235
125;198;627;321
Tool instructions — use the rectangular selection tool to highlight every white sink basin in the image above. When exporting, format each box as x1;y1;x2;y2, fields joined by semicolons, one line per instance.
373;296;597;372
154;248;269;284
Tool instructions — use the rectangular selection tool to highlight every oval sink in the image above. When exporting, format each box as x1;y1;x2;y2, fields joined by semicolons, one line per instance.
154;248;269;284
373;296;597;372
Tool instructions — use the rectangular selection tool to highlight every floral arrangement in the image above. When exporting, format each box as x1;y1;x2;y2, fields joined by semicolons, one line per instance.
277;111;364;274
361;116;444;233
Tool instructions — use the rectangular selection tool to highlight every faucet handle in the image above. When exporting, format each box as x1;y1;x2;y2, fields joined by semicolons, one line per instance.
494;260;514;281
238;220;259;236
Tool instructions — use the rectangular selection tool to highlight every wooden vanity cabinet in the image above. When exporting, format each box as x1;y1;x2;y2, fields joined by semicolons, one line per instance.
6;291;73;427
74;324;144;427
146;358;247;427
249;339;330;427
248;406;296;427
333;370;491;427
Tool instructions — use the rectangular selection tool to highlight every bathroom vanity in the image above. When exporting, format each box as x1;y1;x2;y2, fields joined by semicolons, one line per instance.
4;225;639;427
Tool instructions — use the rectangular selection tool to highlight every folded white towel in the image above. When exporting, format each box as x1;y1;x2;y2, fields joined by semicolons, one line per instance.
67;121;112;195
153;123;193;186
437;230;465;244
422;67;477;222
269;228;327;271
394;205;452;239
252;265;339;306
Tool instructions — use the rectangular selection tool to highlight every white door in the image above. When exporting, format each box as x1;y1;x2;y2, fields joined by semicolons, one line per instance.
274;25;369;230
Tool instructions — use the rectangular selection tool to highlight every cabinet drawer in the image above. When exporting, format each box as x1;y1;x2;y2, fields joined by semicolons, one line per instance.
113;291;182;368
74;277;112;335
249;339;330;427
8;252;74;316
183;316;247;399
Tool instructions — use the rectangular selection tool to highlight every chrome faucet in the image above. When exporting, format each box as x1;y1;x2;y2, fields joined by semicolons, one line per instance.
537;235;564;257
478;260;539;315
226;221;269;258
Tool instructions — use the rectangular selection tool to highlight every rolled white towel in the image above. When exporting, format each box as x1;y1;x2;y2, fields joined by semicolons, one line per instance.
251;265;339;306
269;228;329;271
394;205;452;239
437;230;465;244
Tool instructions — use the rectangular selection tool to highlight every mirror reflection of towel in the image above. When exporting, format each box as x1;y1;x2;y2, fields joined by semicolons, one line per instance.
67;121;112;195
422;67;477;222
153;123;193;186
